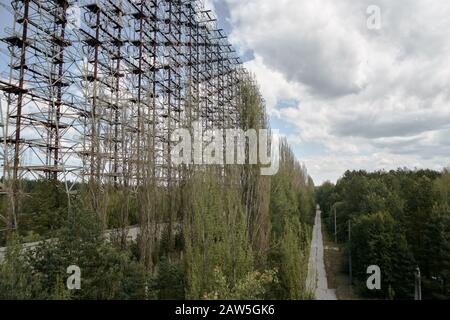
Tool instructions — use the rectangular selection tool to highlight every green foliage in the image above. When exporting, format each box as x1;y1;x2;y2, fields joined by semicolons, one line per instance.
157;257;185;300
267;140;314;299
106;187;139;229
20;180;68;239
422;204;450;298
315;181;335;218
183;168;254;299
1;202;150;300
0;234;42;299
435;170;450;206
0;79;316;301
237;81;272;264
351;211;415;298
270;140;314;238
317;169;450;299
180;82;314;301
276;216;310;299
203;267;278;300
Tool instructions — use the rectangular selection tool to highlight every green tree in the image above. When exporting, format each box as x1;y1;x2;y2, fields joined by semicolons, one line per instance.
29;201;148;300
351;212;415;299
267;140;313;299
0;234;43;299
183;168;253;299
423;204;450;298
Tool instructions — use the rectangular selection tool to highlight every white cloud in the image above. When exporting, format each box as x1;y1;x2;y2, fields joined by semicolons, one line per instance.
221;0;450;184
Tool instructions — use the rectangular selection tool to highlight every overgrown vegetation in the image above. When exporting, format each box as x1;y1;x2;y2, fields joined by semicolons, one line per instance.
0;81;315;300
316;169;450;300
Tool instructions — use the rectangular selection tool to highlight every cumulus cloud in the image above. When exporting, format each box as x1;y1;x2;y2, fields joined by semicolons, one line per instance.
217;0;450;184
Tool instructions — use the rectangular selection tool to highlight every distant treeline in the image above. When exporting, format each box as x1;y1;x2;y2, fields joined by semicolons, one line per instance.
316;169;450;299
0;83;315;300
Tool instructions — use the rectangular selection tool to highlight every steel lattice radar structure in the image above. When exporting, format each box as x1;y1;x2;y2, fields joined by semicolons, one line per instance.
0;0;263;232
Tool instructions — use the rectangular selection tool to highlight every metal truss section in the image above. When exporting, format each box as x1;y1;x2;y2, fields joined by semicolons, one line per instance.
0;0;265;231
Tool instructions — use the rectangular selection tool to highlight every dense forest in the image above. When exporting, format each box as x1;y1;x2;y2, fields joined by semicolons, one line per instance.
316;169;450;300
0;83;316;300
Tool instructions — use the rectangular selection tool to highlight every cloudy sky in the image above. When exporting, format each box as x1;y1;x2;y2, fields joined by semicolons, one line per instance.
1;1;449;185
207;0;450;184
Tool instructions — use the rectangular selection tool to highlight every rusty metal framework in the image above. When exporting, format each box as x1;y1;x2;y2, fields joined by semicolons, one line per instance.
0;0;262;231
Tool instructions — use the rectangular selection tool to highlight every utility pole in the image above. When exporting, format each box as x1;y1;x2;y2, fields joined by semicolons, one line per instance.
348;219;352;285
415;267;422;300
334;205;337;243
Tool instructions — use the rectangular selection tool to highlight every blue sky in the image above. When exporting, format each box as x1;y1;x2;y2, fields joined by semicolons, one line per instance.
0;4;12;68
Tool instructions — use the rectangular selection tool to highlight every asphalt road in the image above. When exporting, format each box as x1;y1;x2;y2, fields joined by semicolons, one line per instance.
0;225;141;263
306;205;337;300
